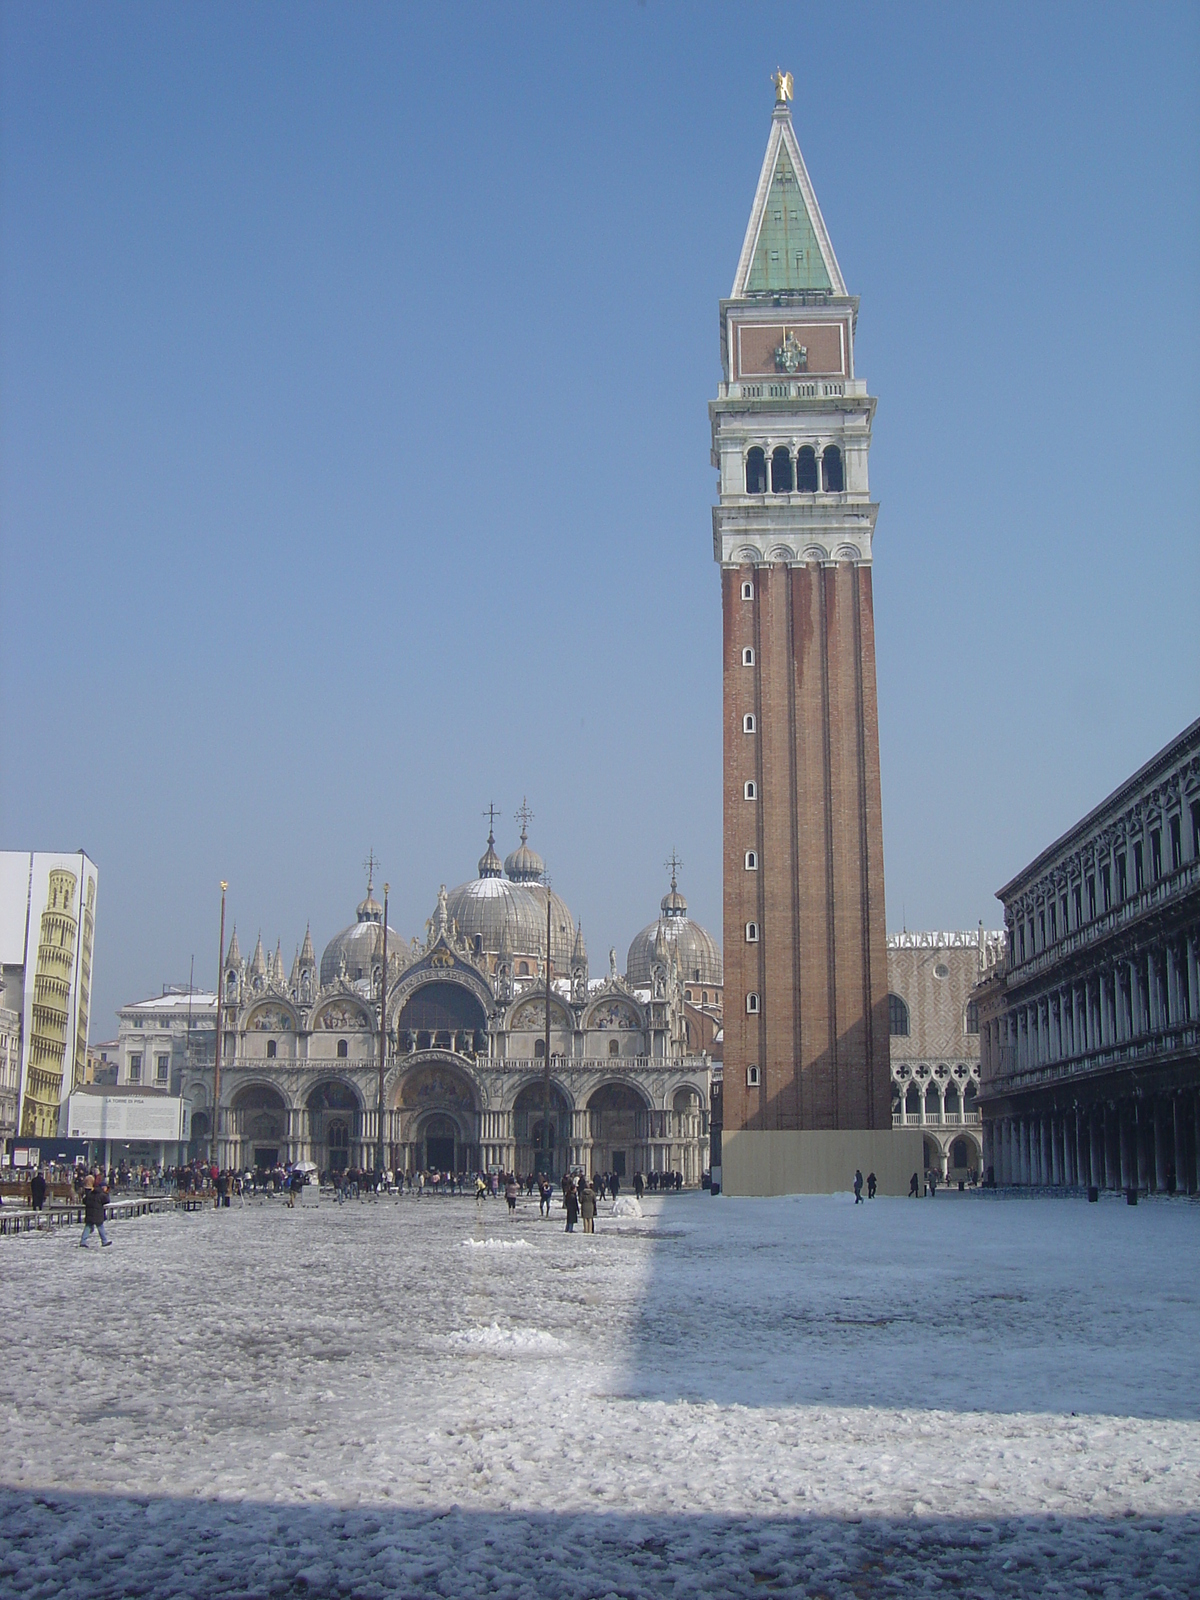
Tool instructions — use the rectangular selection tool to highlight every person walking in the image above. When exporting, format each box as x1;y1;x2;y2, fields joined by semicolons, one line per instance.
909;1171;920;1198
853;1169;864;1204
610;1170;621;1199
29;1169;47;1216
538;1177;552;1218
504;1174;519;1216
634;1171;644;1200
563;1175;579;1233
867;1171;877;1200
79;1175;112;1248
579;1179;596;1234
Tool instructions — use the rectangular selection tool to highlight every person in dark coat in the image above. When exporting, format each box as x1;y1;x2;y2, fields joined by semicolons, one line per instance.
609;1171;620;1199
563;1176;579;1233
80;1175;111;1247
538;1177;552;1218
867;1171;877;1200
853;1169;863;1204
29;1170;47;1212
909;1171;920;1198
634;1171;644;1200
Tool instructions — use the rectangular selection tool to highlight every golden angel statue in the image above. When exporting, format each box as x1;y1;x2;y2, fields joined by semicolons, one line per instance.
772;69;794;104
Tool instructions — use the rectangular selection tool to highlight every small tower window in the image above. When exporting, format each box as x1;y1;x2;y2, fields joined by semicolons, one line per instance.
746;992;760;1014
745;850;758;870
822;445;844;493
770;446;794;494
744;780;757;800
337;1038;349;1058
266;1039;277;1058
745;447;767;494
746;922;759;942
608;1038;620;1056
742;712;756;733
796;445;818;492
741;580;754;601
742;646;754;666
746;1064;761;1087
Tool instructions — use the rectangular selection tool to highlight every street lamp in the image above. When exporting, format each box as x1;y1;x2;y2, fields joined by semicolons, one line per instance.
376;881;389;1177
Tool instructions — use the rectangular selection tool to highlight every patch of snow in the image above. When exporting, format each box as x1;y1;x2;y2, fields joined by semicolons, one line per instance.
447;1322;564;1351
459;1237;533;1249
611;1195;643;1219
0;1191;1196;1596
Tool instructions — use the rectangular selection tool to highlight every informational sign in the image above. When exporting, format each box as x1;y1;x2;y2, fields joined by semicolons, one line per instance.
66;1092;187;1143
8;852;99;1139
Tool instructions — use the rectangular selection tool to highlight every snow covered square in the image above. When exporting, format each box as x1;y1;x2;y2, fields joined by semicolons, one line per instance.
1;1189;1198;1599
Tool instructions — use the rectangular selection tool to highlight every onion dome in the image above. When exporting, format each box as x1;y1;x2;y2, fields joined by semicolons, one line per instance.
478;829;504;879
626;868;723;989
504;822;545;885
320;881;406;988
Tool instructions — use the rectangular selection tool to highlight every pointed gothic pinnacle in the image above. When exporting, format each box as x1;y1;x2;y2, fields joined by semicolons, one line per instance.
300;922;315;965
249;932;266;975
225;925;241;966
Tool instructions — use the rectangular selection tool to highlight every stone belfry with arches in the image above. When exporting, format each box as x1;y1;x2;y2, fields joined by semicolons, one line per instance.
712;74;919;1192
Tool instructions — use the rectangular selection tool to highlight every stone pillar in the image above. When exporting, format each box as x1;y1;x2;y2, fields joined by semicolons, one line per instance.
1119;1107;1132;1190
1094;1113;1107;1190
1153;1099;1168;1193
1173;1094;1187;1194
1135;1104;1150;1191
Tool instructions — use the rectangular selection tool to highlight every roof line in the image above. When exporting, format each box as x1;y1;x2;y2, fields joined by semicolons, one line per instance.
995;717;1200;902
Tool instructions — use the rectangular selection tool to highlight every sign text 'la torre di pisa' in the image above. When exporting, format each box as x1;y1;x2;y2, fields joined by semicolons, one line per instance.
711;73;922;1194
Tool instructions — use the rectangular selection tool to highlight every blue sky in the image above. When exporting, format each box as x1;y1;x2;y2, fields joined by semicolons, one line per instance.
2;1;1197;1035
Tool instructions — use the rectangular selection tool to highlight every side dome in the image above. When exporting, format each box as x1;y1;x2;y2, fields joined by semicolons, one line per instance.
626;872;723;988
320;883;406;988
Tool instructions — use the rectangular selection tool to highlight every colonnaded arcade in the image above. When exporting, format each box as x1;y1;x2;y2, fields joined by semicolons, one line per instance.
976;719;1200;1193
194;821;722;1182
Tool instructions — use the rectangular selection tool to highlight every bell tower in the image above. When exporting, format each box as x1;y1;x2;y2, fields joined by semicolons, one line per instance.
712;77;897;1190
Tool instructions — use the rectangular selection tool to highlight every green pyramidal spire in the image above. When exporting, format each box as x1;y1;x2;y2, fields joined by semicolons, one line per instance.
745;145;832;293
732;95;846;299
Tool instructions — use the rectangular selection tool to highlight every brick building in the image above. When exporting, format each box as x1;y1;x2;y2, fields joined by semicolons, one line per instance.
711;77;919;1193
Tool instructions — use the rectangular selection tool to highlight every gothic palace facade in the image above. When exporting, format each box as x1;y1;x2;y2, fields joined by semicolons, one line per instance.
193;825;722;1182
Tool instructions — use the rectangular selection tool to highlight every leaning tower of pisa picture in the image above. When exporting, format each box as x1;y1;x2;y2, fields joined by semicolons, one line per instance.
20;867;78;1138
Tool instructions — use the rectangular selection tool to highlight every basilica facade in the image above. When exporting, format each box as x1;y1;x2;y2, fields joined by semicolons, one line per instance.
197;826;721;1183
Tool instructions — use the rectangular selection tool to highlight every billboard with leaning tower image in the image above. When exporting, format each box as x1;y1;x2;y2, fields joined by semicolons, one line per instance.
8;851;99;1139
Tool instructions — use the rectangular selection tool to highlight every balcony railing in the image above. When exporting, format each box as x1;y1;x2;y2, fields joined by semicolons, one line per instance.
892;1110;981;1128
980;1022;1199;1097
1006;858;1199;987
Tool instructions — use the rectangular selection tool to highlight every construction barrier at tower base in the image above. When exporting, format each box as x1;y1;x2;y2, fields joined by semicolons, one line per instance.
720;1128;925;1197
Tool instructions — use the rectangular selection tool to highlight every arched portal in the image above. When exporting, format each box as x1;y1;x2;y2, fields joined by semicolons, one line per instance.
418;1111;465;1174
231;1084;288;1170
587;1081;650;1181
306;1080;362;1175
393;1060;480;1177
514;1080;571;1178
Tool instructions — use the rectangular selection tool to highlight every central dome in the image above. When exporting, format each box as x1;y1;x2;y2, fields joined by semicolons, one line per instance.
442;826;575;971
